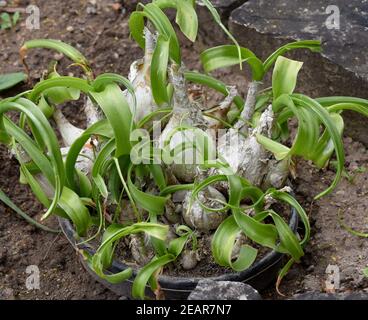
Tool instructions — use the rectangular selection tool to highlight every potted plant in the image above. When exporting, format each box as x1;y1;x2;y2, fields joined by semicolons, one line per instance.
1;0;367;299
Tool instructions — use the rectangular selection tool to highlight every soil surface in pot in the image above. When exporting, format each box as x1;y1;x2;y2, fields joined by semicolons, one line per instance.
0;0;367;300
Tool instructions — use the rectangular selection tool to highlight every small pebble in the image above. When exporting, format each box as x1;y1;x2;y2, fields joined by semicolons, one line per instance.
53;53;64;61
180;250;199;270
111;3;122;12
86;6;97;15
306;265;315;272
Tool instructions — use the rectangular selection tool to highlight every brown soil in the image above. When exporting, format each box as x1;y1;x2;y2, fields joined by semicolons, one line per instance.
264;137;368;298
0;0;367;300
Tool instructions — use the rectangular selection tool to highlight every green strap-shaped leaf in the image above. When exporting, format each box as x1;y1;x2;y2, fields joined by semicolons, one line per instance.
132;254;175;299
273;94;321;159
129;3;181;64
91;139;116;199
58;187;91;236
99;224;125;269
200;45;264;81
338;210;368;238
93;73;134;92
256;134;291;160
28;76;93;102
175;0;198;42
274;93;345;199
85;228;132;285
240;186;265;213
21;39;92;76
96;223;169;253
160;183;194;196
272;56;303;100
274;95;321;159
91;223;168;285
92;73;137;120
76;169;92;198
43;71;80;105
310;113;344;168
293;106;321;158
154;0;198;42
268;190;310;247
137;108;172;129
0;72;27;92
149;164;167;191
326;102;368;117
107;164;122;205
263;40;321;73
37;95;54;118
151;35;170;105
212;215;258;271
168;233;190;257
127;165;169;215
65;119;113;190
228;175;278;249
316;96;368;108
161;125;217;166
276;257;295;291
90;83;133;157
269;211;303;262
4;117;54;183
0;98;64;220
292;94;345;199
19;164;51;209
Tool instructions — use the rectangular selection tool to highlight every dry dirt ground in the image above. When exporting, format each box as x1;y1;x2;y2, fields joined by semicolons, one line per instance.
0;0;367;300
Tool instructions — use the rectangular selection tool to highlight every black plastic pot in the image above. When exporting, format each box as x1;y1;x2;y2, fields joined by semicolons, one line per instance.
58;207;298;300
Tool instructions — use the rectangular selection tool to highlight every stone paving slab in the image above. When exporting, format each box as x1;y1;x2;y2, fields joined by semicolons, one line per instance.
228;0;368;145
188;280;262;300
230;0;368;80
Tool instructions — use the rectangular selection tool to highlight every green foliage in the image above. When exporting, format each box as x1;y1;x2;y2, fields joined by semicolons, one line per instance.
151;35;170;105
200;40;321;81
1;11;20;30
272;56;303;99
21;39;93;78
201;45;264;81
0;72;27;92
363;268;368;278
0;12;11;29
